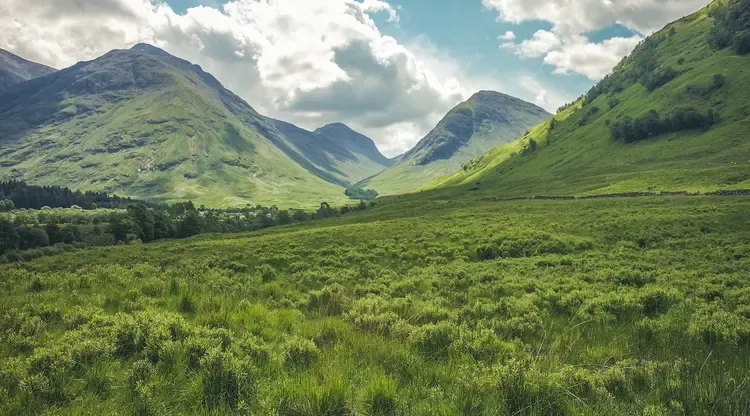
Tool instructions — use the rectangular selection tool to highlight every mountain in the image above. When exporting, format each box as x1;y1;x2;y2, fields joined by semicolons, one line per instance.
0;44;387;207
424;0;750;198
314;123;395;167
357;91;550;195
0;48;56;92
271;121;392;186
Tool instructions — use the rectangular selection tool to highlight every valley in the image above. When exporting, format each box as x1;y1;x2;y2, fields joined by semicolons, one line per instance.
2;0;750;414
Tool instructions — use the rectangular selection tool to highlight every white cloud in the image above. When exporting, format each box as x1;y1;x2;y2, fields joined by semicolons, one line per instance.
485;0;710;79
515;30;561;58
359;0;400;22
0;0;467;156
498;30;516;40
544;35;642;80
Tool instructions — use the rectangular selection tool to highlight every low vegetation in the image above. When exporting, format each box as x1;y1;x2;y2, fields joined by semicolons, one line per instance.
1;195;749;414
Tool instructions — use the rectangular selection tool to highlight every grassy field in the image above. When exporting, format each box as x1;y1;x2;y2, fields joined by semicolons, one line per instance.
2;193;750;415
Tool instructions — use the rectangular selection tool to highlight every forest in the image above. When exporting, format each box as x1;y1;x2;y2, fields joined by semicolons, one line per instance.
0;199;374;262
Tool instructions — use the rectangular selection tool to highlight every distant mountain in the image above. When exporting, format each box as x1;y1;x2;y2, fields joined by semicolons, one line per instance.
314;123;394;168
272;121;392;186
0;48;56;93
358;90;550;194
426;0;750;197
0;44;385;207
389;153;405;164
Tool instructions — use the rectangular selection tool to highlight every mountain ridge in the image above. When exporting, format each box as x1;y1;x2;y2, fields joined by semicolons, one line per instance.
0;48;56;93
0;44;390;207
358;90;550;195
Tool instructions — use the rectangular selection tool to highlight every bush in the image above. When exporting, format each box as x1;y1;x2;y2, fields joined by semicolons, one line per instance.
611;108;717;142
307;284;352;316
364;375;398;416
283;337;320;368
409;322;457;360
178;293;197;314
257;264;277;282
200;349;256;410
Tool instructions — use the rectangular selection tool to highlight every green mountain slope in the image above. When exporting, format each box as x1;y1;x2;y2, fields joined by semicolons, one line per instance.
0;48;56;93
0;44;384;207
427;0;750;198
358;91;550;195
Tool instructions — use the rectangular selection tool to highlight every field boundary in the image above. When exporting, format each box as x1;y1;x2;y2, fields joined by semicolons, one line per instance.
480;189;750;202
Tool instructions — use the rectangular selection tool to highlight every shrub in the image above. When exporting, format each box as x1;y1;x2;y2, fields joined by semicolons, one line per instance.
257;264;277;282
283;337;320;368
178;293;197;314
307;284;352;316
128;360;153;392
364;375;398;416
200;349;256;410
409;322;458;360
476;245;497;261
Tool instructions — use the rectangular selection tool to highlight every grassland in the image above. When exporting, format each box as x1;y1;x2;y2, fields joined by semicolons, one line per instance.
2;192;750;415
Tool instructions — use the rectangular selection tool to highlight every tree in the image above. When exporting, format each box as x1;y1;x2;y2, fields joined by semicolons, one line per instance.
44;223;62;245
277;210;291;225
153;209;176;239
177;211;202;238
128;204;155;242
317;202;336;219
17;226;49;250
527;139;537;153
107;215;141;242
0;199;15;212
0;219;20;254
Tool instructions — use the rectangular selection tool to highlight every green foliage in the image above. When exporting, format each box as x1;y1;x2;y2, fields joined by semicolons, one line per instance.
709;0;750;54
2;195;750;414
345;186;378;200
610;108;717;142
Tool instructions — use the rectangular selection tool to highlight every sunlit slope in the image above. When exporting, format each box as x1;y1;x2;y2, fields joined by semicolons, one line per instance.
0;45;367;208
358;91;549;195
427;1;750;198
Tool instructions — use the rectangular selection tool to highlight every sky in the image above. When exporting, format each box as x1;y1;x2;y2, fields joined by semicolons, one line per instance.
1;0;711;156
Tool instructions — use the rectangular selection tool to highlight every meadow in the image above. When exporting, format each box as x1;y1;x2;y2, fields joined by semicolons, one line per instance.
2;194;750;415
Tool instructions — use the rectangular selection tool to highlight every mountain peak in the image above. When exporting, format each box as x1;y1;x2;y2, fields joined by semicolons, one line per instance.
314;123;392;167
0;48;57;93
130;43;172;57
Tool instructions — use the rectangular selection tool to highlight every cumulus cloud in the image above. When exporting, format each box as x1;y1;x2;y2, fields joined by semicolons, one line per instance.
0;0;467;156
515;30;562;58
498;31;516;40
485;0;709;79
544;35;642;80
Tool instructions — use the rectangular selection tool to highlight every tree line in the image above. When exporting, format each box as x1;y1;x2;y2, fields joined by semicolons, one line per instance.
0;200;375;260
0;180;144;210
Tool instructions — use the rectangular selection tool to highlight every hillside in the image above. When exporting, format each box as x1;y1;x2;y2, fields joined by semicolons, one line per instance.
0;44;387;208
426;0;750;198
358;91;550;195
0;48;56;93
273;121;392;185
